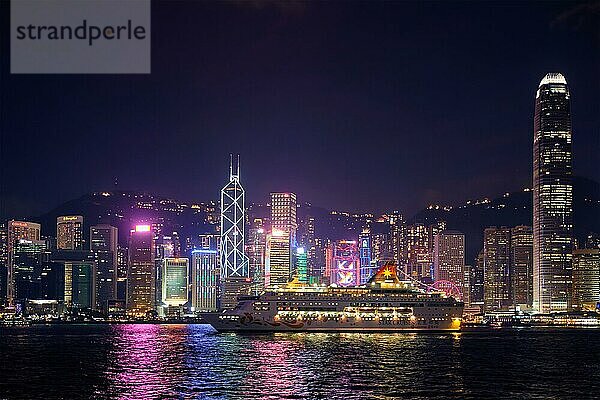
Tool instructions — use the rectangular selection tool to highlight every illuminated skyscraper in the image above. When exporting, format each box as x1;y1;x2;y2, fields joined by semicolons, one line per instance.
127;224;155;317
191;247;219;312
483;227;512;311
220;154;251;308
161;257;189;311
433;231;465;294
90;224;118;310
511;225;533;308
359;229;374;284
533;72;573;313
326;240;360;287
12;239;49;302
270;192;298;242
296;247;308;283
571;249;599;310
7;220;41;304
56;215;84;250
247;219;267;293
265;229;291;287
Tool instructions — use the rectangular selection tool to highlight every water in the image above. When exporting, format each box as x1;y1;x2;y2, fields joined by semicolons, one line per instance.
1;325;599;399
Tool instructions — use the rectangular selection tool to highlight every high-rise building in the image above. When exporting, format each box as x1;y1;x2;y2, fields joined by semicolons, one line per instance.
116;244;128;300
433;231;465;295
220;154;251;309
326;240;360;287
90;225;118;310
533;72;573;313
7;220;41;304
161;257;189;311
389;211;407;267
483;227;512;311
51;250;97;310
56;215;84;250
296;247;308;283
12;239;50;303
127;224;155;317
511;226;533;308
406;223;432;281
571;249;600;310
247;219;267;294
270;192;298;242
469;250;485;307
0;223;7;303
191;247;219;312
359;229;374;284
265;228;291;287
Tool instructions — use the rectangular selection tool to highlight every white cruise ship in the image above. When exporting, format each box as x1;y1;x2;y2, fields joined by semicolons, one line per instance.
203;264;464;332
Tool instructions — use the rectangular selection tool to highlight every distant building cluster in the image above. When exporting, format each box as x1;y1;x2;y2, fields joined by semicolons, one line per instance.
0;72;598;320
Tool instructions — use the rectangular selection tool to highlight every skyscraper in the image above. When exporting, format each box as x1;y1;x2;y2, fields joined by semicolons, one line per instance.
265;228;291;287
56;216;84;250
359;229;374;284
326;240;360;287
511;225;533;308
90;224;118;310
483;227;512;311
571;249;600;310
127;224;156;317
533;72;573;313
161;257;189;313
7;220;41;304
247;219;267;293
433;231;465;294
220;154;251;309
270;192;298;242
191;247;219;312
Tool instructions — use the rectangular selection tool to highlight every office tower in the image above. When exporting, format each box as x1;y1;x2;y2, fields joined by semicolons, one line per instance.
56;215;84;250
469;250;485;306
463;266;472;306
0;223;8;302
191;248;219;312
116;244;128;300
571;249;600;310
12;239;50;302
483;227;512;311
511;226;533;308
7;220;41;304
433;231;465;294
220;154;251;309
265;229;291;287
326;240;360;287
90;225;118;310
311;237;329;284
359;229;374;284
389;211;407;267
127;224;156;317
406;223;431;281
51;250;97;309
270;192;298;242
247;219;266;293
296;247;308;283
161;257;189;315
533;72;573;313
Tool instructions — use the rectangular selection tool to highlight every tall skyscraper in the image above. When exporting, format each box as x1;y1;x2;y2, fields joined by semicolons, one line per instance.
433;231;465;294
90;224;118;310
161;257;189;313
295;247;308;283
571;249;600;310
511;226;533;308
7;220;41;304
220;154;251;309
12;239;50;302
270;192;298;242
51;250;97;310
191;247;219;312
56;216;84;250
326;240;360;287
247;219;267;293
127;224;155;317
483;227;512;311
359;229;374;284
265;228;291;287
533;72;573;313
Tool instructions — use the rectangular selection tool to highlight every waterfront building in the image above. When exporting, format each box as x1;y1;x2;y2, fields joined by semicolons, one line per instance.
406;223;431;281
116;244;128;300
483;227;512;311
220;154;251;309
0;223;7;303
12;239;50;303
469;250;485;307
359;229;374;284
433;231;465;294
511;226;533;308
161;257;189;315
296;247;308;283
326;240;360;287
533;72;573;313
7;220;41;304
56;215;84;250
50;250;97;310
127;224;156;317
270;192;298;243
571;249;600;310
265;229;291;287
247;219;267;294
90;225;118;310
191;248;219;312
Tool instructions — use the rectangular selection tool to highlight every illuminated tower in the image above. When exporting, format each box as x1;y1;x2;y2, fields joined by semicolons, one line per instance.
571;249;599;310
533;73;573;313
161;257;189;316
6;220;41;304
483;227;512;311
511;225;533;308
220;154;250;308
265;229;291;287
433;231;465;294
127;224;155;317
56;215;84;250
90;224;118;310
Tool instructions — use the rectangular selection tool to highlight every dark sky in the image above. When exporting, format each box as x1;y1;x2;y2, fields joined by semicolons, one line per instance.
1;1;598;220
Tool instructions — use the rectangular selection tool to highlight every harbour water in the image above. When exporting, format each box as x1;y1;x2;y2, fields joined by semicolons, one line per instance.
1;324;599;399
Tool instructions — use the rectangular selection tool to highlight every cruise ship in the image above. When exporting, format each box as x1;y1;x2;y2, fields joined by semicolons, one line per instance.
203;263;464;332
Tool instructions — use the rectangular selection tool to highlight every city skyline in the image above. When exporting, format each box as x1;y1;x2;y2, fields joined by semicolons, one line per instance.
1;2;598;221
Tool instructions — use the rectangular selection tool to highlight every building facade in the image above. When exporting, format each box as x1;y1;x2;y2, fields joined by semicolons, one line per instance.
127;225;155;317
483;227;512;311
571;249;600;310
56;215;84;250
90;225;118;310
511;225;533;308
433;231;465;294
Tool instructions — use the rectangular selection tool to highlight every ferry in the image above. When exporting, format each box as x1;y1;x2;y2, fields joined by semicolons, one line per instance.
203;263;464;332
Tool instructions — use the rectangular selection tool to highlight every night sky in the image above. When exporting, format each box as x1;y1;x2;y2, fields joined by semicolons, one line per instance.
0;1;598;220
